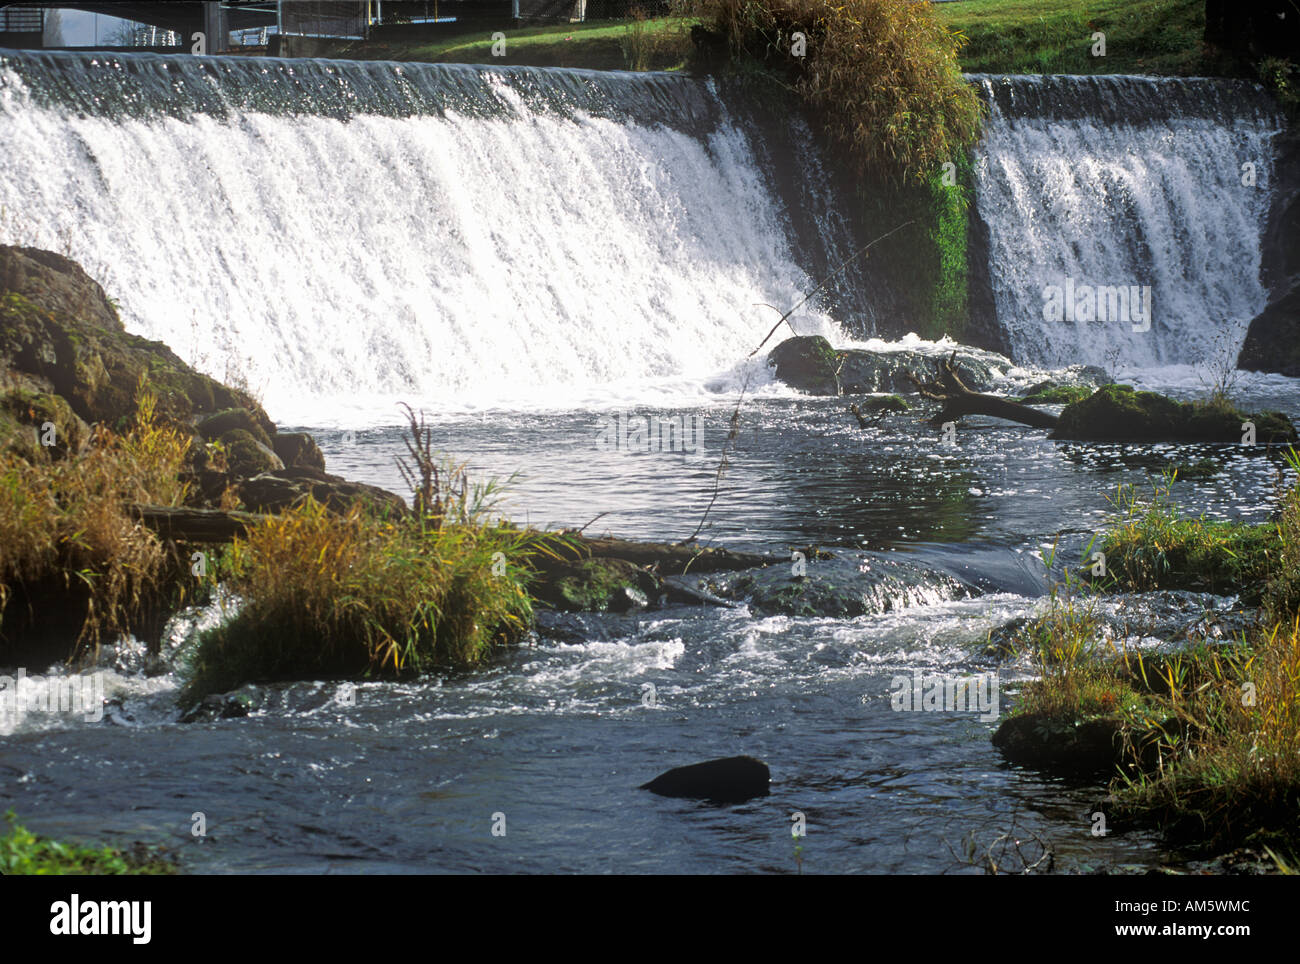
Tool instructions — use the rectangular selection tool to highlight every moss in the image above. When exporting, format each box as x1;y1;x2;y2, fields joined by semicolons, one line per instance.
532;556;657;612
1054;385;1299;443
858;394;910;414
219;429;280;476
1020;384;1093;405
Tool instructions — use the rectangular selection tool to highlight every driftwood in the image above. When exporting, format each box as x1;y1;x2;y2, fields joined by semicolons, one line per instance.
130;504;261;542
904;352;1059;430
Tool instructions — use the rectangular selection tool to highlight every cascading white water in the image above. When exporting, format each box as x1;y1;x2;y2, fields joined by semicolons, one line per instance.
0;52;867;424
970;74;1284;370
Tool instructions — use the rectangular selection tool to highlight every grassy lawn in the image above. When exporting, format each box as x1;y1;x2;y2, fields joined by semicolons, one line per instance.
338;0;1215;76
349;18;693;71
936;0;1212;76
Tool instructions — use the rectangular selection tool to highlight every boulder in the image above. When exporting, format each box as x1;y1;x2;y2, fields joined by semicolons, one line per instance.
530;556;660;612
272;431;326;471
219;428;284;476
237;467;408;517
640;755;771;803
197;408;274;448
0;244;272;437
1237;284;1300;378
767;334;1014;396
1052;384;1298;444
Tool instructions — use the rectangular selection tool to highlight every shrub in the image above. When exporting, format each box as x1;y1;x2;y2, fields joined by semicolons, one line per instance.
697;0;984;183
0;387;193;660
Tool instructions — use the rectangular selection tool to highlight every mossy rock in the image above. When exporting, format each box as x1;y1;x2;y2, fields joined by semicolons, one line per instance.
219;429;284;476
0;388;89;458
857;394;911;414
1019;383;1093;405
531;557;660;612
767;335;840;395
271;432;326;471
0;245;274;440
198;408;272;449
1053;384;1298;444
991;712;1127;775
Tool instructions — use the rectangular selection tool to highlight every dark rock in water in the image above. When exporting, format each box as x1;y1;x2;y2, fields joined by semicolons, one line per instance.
1237;284;1300;378
530;556;660;612
991;713;1125;775
640;755;770;803
272;431;326;471
179;684;267;723
767;334;1013;396
1053;384;1298;444
767;335;841;395
237;467;408;517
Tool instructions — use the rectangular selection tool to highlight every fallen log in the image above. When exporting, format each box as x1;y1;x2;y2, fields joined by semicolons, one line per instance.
904;352;1059;430
130;504;262;542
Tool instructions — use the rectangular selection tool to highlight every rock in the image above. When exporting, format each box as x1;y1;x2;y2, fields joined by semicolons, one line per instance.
767;334;1014;396
530;556;660;612
272;431;326;471
767;335;841;395
855;394;910;414
1052;384;1298;444
237;467;408;517
179;683;267;723
0;387;89;458
219;428;284;476
991;713;1126;775
197;408;274;448
640;755;771;803
0;244;271;440
1237;284;1300;378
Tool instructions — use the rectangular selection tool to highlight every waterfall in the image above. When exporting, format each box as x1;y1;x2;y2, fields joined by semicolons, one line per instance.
0;51;877;422
969;73;1283;369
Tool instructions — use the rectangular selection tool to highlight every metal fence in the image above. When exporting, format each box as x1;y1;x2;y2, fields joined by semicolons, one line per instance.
280;1;369;38
0;5;44;32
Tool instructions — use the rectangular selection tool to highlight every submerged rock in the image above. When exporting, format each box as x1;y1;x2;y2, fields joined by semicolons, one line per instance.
640;755;771;803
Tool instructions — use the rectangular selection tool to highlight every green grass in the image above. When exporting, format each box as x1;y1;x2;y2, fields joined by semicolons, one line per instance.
0;812;176;874
339;0;1216;77
935;0;1214;76
349;18;694;71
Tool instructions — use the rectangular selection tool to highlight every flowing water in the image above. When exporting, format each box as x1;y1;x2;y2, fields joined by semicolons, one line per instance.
0;51;1295;873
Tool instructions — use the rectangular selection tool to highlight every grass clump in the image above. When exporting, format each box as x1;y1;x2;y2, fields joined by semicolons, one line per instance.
1101;463;1297;608
997;451;1300;853
0;812;176;875
182;406;562;701
0;386;193;661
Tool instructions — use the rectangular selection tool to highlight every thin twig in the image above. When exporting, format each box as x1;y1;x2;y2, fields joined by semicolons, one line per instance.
747;219;916;358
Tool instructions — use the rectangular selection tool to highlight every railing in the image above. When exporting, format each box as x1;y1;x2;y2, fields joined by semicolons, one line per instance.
0;5;45;32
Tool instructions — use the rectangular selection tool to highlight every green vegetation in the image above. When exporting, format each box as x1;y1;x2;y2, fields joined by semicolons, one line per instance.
351;16;693;71
0;387;195;661
181;408;563;702
996;452;1300;854
1020;384;1093;405
697;0;983;184
1054;384;1299;444
934;0;1211;76
0;812;176;874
